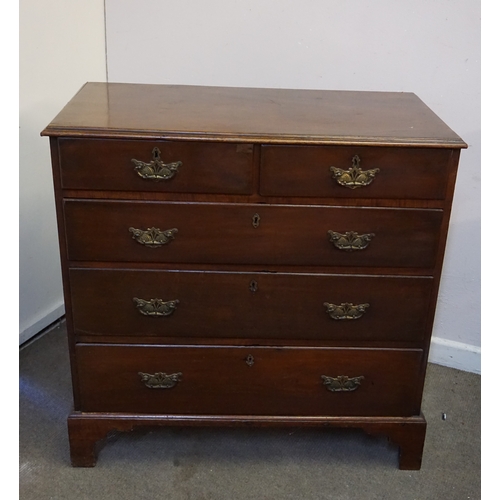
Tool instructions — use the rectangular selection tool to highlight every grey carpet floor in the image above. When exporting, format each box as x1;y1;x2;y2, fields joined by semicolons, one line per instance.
20;321;480;500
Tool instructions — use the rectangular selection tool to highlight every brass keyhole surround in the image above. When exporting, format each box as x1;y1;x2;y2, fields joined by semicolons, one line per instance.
252;213;260;228
245;354;255;367
249;280;258;293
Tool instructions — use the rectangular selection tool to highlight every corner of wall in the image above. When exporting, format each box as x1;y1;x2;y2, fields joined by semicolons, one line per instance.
429;336;480;374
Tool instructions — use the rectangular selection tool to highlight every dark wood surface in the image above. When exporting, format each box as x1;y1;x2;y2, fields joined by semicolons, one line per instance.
42;83;466;148
67;412;427;469
260;145;453;200
43;83;466;469
63;200;443;268
75;344;423;417
58;138;254;193
69;268;433;342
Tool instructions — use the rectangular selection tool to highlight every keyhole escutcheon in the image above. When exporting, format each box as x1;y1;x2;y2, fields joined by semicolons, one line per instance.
249;280;258;293
252;213;260;228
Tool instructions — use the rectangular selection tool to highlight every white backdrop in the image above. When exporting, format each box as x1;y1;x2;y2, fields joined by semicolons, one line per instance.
19;0;106;343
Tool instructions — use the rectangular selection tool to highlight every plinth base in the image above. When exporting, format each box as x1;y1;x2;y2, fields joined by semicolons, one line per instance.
67;412;426;470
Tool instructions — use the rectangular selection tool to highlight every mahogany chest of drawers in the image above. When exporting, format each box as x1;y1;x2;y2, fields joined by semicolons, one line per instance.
42;83;466;469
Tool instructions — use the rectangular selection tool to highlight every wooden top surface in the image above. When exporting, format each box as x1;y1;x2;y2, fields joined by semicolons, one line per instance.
42;82;466;148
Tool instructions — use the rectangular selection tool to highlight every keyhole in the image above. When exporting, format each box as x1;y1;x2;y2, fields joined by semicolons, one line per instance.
252;213;260;228
152;147;161;160
249;280;258;293
245;354;255;367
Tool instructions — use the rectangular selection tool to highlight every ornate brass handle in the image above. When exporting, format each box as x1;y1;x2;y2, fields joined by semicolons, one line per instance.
328;230;374;251
129;227;178;247
138;372;182;389
324;302;369;320
133;297;179;316
132;147;182;181
330;155;379;189
321;375;364;392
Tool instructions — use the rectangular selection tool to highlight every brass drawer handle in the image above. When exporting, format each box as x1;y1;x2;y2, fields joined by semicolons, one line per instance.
323;302;369;320
132;147;182;181
133;297;179;316
129;226;178;247
330;155;379;189
328;230;374;251
139;372;182;389
321;375;364;392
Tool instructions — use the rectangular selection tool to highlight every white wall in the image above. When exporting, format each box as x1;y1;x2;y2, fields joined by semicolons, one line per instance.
105;0;480;372
19;0;107;343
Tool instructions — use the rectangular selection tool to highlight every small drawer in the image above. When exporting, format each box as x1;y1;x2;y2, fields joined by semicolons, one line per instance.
58;138;254;194
260;145;452;199
70;268;433;342
75;344;424;416
63;200;443;269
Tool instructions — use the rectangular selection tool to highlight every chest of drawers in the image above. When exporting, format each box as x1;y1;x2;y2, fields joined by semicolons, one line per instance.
42;83;466;469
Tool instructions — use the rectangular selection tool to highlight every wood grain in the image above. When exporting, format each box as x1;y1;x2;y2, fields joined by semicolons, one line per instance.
42;83;466;469
261;145;452;200
69;268;433;342
75;344;424;417
63;200;443;269
58;138;253;193
42;83;467;148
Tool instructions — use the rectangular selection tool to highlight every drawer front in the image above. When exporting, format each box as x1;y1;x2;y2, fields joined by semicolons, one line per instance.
64;200;443;268
58;139;254;194
76;344;424;416
70;269;433;342
260;145;452;199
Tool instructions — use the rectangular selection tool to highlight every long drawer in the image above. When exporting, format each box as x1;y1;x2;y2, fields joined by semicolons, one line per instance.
75;344;424;416
63;200;443;268
260;145;452;199
69;268;433;342
58;138;254;194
